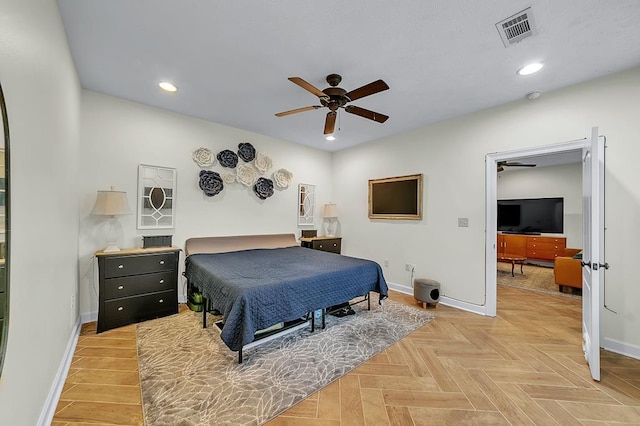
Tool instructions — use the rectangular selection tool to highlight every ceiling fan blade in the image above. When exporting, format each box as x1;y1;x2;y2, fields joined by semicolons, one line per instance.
344;105;389;123
345;79;389;102
288;77;328;99
324;111;337;135
275;105;321;117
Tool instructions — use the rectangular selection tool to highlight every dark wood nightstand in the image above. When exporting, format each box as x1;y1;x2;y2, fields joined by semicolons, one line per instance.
300;236;342;254
95;247;180;333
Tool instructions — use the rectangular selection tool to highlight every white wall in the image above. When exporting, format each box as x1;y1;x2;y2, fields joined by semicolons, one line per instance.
333;67;640;353
0;0;81;424
497;163;583;248
78;91;333;316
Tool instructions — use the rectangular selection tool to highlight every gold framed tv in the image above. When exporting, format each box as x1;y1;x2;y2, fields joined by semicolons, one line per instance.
368;174;423;220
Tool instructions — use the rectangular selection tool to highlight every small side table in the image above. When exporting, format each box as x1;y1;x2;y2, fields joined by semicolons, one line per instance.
300;236;342;254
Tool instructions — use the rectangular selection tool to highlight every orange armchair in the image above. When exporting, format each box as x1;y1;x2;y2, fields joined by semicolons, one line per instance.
554;248;582;291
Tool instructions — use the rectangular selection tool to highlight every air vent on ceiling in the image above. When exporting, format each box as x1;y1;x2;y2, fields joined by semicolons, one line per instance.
496;8;537;47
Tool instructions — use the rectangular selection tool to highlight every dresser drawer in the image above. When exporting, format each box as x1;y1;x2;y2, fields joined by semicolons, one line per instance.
104;252;177;278
102;290;177;331
312;239;341;254
103;271;177;300
528;236;565;244
527;241;564;251
527;249;562;260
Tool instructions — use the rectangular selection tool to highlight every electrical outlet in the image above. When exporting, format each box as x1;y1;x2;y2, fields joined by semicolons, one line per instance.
383;259;389;267
458;217;469;227
405;263;415;272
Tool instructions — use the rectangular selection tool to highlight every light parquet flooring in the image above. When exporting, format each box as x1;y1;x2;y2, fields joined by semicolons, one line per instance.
52;287;640;425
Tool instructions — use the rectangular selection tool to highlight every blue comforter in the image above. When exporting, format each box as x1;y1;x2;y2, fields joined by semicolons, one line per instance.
184;246;388;351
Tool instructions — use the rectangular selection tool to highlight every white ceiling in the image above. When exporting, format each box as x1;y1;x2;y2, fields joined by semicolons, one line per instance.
56;1;640;152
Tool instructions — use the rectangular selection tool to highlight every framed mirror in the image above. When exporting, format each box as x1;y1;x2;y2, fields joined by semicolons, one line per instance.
298;183;315;225
0;82;10;376
137;164;176;229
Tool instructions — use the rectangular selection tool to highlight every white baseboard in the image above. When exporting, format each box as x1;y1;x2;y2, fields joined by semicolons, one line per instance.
81;310;97;324
603;337;640;361
38;318;82;426
386;281;488;316
439;296;488;316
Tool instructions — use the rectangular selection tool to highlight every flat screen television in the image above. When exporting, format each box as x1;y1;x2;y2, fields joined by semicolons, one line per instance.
497;197;563;234
368;174;423;220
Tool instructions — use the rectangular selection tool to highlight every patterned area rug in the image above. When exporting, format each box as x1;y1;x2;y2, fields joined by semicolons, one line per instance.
137;299;434;425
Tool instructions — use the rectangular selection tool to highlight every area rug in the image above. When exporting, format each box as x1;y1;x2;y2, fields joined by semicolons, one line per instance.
137;299;434;425
497;262;581;299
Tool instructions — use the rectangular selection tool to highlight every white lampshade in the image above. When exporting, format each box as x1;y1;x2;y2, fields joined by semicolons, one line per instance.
91;188;131;253
91;189;131;217
323;203;338;218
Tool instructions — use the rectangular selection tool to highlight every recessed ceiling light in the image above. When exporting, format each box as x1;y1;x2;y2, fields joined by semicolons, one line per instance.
158;81;178;92
325;134;336;141
517;62;543;76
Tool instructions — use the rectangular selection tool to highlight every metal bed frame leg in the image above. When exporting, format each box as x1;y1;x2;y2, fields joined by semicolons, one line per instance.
202;296;207;328
311;311;315;332
368;292;371;310
238;349;243;364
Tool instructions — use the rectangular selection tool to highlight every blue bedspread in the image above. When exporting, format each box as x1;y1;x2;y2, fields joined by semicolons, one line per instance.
184;246;388;351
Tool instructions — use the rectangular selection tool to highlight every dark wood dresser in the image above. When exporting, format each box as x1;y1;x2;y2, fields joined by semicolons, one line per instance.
96;247;180;333
300;236;342;254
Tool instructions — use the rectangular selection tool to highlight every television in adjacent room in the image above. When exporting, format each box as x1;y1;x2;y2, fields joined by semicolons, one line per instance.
497;197;564;234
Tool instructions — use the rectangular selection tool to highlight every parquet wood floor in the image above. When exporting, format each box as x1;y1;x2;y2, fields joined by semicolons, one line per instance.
52;286;640;425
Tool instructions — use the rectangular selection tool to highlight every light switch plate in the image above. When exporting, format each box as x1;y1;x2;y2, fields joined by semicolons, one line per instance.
458;217;469;227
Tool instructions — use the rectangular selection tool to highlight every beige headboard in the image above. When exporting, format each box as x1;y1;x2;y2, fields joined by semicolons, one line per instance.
185;233;298;256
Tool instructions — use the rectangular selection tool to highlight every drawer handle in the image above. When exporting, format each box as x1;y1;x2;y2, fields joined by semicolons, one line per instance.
319;245;323;248
333;243;337;247
159;279;164;284
159;299;164;303
118;265;124;269
159;260;165;265
118;285;124;290
117;306;124;311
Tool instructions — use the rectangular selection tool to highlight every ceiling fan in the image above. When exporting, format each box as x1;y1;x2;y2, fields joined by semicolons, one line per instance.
275;73;389;135
497;161;537;172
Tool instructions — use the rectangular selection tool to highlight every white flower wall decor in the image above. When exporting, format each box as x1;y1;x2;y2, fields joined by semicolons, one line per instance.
236;164;259;187
254;152;273;173
191;142;292;200
221;172;236;184
192;147;215;168
272;169;293;189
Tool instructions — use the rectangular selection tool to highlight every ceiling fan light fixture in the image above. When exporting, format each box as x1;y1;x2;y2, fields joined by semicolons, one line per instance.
517;62;543;76
158;81;178;92
325;134;336;141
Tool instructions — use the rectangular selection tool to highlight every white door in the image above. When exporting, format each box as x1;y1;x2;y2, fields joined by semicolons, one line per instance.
582;127;605;381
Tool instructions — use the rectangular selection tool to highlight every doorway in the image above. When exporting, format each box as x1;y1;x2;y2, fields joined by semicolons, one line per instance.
484;139;586;317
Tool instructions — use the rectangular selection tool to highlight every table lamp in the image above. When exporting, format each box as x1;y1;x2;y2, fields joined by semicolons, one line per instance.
91;187;132;252
323;203;338;237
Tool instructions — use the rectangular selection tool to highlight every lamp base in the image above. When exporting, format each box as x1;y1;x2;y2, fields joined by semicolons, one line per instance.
103;243;121;252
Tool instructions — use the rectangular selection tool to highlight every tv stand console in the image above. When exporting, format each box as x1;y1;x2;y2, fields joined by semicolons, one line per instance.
497;233;566;263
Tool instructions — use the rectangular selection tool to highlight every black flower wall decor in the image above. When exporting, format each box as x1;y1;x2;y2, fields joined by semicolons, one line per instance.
253;177;274;200
237;142;256;162
199;170;224;197
217;149;239;168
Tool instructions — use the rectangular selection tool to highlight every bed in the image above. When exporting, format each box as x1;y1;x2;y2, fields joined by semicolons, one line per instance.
184;233;388;362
